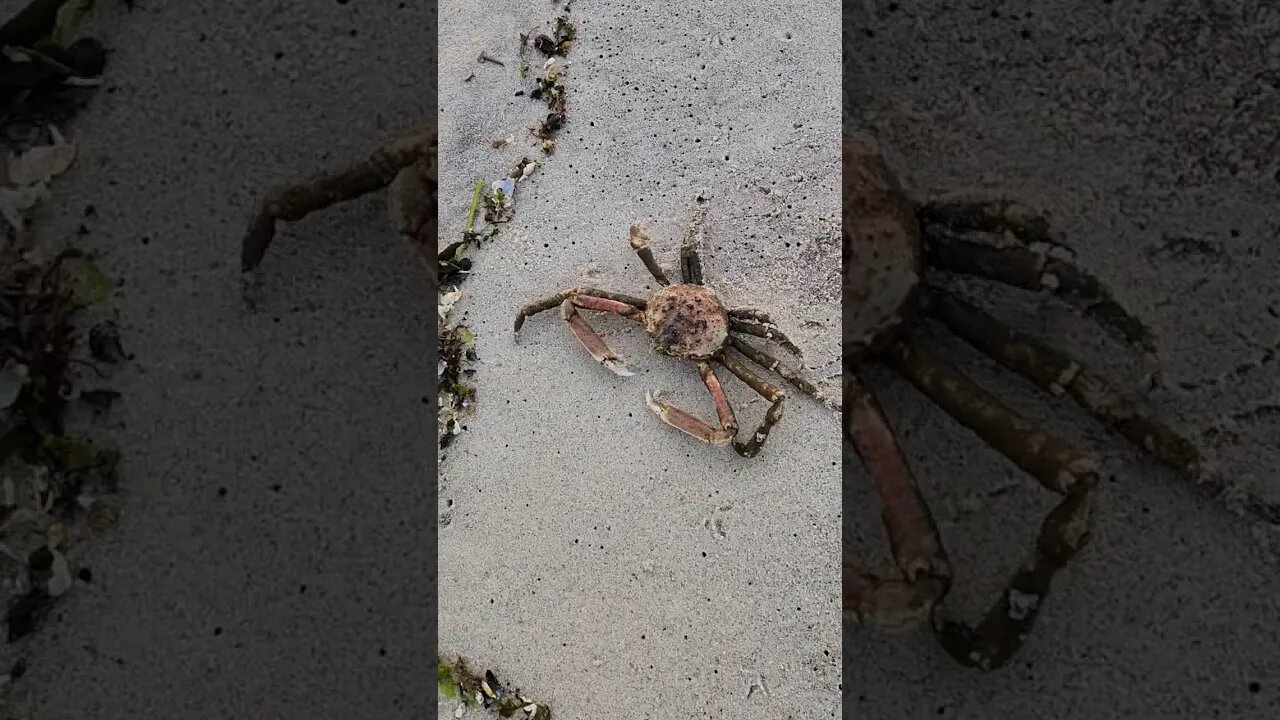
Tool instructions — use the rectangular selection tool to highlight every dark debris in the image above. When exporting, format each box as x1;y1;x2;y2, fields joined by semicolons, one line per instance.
439;656;552;719
0;0;123;663
0;1;110;141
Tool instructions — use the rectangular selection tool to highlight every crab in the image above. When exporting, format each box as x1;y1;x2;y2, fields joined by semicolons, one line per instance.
840;133;1280;670
512;200;833;459
238;129;438;284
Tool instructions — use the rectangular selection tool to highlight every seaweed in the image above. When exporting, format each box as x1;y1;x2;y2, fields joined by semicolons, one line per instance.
529;15;575;58
0;0;109;140
0;246;124;643
519;15;574;154
439;656;552;719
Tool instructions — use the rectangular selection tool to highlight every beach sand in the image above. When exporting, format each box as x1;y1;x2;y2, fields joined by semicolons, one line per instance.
4;0;1277;718
843;2;1280;717
436;2;842;718
6;1;435;717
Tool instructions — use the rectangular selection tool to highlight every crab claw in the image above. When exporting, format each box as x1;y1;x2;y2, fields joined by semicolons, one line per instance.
646;390;733;446
645;389;664;416
558;299;635;377
604;358;634;377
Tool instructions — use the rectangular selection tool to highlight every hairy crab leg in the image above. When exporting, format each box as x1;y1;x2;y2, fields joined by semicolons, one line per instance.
645;362;737;446
886;336;1097;669
628;225;671;286
728;308;786;325
558;297;644;377
680;202;707;285
241;131;436;273
926;288;1280;526
844;373;953;628
717;352;785;458
727;336;827;404
728;318;803;356
513;287;647;332
918;197;1055;245
919;200;1156;361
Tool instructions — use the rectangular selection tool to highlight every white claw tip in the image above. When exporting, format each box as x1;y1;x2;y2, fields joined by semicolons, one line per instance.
604;359;634;377
645;390;662;414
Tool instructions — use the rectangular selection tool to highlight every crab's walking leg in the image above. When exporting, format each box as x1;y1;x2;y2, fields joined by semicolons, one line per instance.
887;336;1096;669
728;308;785;325
728;336;823;402
844;373;953;627
717;352;785;458
919;201;1156;360
680;202;707;285
557;296;644;376
627;225;671;286
727;315;803;356
513;287;647;332
927;289;1280;526
645;362;738;445
241;132;436;272
918;197;1054;245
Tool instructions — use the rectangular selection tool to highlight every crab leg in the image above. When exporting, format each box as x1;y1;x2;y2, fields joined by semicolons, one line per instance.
241;131;436;272
844;373;953;628
918;197;1055;245
888;335;1099;497
728;318;803;356
886;336;1096;669
645;362;737;445
558;297;643;376
627;225;671;286
728;336;823;402
513;287;647;332
680;202;707;285
717;352;785;458
728;308;783;324
919;200;1156;359
927;288;1280;526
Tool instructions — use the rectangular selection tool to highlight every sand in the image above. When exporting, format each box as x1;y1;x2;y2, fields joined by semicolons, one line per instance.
6;1;436;718
843;2;1280;718
4;0;1278;718
436;2;842;718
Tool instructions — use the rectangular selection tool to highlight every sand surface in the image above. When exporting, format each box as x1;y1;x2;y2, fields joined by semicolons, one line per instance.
436;2;842;718
3;0;1278;718
844;2;1280;718
6;1;436;718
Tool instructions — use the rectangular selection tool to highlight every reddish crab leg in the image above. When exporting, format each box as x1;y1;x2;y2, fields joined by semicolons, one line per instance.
844;556;952;630
645;362;737;445
559;298;641;377
514;287;647;332
887;336;1096;669
699;362;739;432
241;132;435;273
844;372;952;627
570;295;644;319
